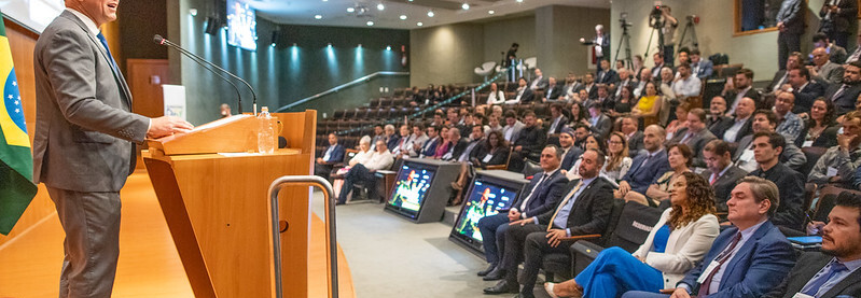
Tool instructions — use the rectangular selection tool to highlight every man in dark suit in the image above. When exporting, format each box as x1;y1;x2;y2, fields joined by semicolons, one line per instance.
596;60;619;85
651;53;667;84
618;125;670;196
33;4;193;297
545;104;569;137
701;140;749;215
580;24;611;69
819;0;858;48
724;69;762;114
747;132;806;230
621;116;645;157
623;176;796;298
586;85;615;113
315;133;346;180
764;192;861;298
558;129;584;171
690;49;714;80
613;69;636;99
706;96;733;139
786;66;827;113
768;52;805;93
514;77;536;103
824;61;861;115
529;68;548;90
419;126;441;158
670;108;717;168
478;146;569;280
543;77;562;102
442;128;469;161
384;124;401;150
777;0;805;70
577;73;598;100
485;149;613;298
734;110;807;173
509;112;547;171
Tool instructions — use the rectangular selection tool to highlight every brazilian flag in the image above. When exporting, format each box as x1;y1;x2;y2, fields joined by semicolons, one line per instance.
0;15;37;235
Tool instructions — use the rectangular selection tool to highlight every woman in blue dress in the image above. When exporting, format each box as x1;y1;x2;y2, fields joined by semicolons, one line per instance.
544;172;720;298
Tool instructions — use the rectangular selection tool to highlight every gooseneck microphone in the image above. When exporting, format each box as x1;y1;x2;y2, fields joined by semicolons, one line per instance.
153;34;258;115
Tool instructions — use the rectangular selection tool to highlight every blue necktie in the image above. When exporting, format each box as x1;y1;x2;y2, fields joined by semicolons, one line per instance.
801;261;848;296
96;32;119;73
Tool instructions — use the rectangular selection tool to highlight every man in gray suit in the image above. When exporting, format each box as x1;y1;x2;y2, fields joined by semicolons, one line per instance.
810;47;845;85
669;108;716;168
33;2;193;297
502;110;525;143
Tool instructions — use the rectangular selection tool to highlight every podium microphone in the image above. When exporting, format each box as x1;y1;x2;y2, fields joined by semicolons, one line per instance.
153;34;258;115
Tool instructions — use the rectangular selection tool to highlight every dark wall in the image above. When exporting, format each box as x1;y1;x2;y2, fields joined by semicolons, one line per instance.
276;24;410;116
118;0;169;69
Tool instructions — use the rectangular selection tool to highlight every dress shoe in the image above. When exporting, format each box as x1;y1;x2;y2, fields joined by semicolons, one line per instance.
335;202;346;206
477;264;496;276
451;181;463;191
483;267;504;281
483;280;519;295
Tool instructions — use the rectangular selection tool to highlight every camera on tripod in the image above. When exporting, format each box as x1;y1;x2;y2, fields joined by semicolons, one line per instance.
649;5;665;29
619;12;632;28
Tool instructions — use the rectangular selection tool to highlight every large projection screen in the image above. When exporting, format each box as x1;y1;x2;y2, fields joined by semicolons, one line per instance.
1;0;64;33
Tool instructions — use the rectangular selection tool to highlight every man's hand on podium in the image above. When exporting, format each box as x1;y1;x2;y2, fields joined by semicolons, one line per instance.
147;116;194;139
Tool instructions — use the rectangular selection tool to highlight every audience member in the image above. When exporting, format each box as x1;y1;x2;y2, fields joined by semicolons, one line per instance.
734;109;807;172
479;146;569;282
371;124;385;147
610;85;635;117
580;73;598;100
391;124;414;158
568;102;589;128
510;112;547;172
810;47;845;85
487;114;504;134
384;124;400;150
776;0;805;70
762;192;861;298
784;66;827;112
336;139;394;205
803;98;839;148
441;127;469;161
475;131;511;169
572;124;592;151
546;104;569;137
622;176;796;298
485;149;613;298
724;69;762;115
565;134;607;180
665;102;691;141
562;75;583;101
617;125;671;198
768;52;806;93
701;140;749;214
634;68;653;98
614;69;636;98
315;133;346;180
558;129;584;177
625;143;692;207
431;111;445;127
419;125;441;158
825;61;861;115
773;92;804;144
813;32;848;64
652;53;667;82
723;97;756;143
689;49;714;79
659;67;677;103
706;96;732;138
747;132;805;230
530;68;548;90
621;116;645;157
671;63;702;100
450;125;487;205
846;33;861;63
808;111;861;189
633;82;662;126
543;77;561;101
587;85;615;113
502;111;525;143
545;172;719;298
432;126;452;159
603;132;633;184
670;108;717;168
596;60;619;85
587;102;613;139
486;82;506;105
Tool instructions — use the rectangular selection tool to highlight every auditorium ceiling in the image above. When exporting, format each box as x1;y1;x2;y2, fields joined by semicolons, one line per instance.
248;0;610;29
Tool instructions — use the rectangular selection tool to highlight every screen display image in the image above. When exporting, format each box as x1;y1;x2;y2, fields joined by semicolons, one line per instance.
226;0;257;51
454;181;517;242
387;165;435;212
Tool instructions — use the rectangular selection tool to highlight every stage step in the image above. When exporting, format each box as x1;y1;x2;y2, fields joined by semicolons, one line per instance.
442;206;461;227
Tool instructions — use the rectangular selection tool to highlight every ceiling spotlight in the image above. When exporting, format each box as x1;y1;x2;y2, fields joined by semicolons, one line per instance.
189;9;198;17
367;21;375;26
400;15;407;20
315;14;322;19
462;3;470;10
386;45;392;51
377;3;385;11
347;7;355;12
488;10;495;14
427;10;435;17
417;22;423;26
516;0;523;2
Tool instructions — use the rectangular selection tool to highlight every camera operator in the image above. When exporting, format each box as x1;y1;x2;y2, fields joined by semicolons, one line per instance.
651;5;678;67
580;24;611;71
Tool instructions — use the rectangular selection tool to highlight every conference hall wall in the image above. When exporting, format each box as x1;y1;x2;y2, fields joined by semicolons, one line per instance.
169;0;409;125
410;5;610;87
609;0;840;83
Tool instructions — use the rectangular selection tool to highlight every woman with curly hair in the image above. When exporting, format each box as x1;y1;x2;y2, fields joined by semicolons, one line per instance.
544;172;720;298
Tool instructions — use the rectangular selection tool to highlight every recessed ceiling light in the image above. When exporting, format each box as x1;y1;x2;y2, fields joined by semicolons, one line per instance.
347;7;355;12
462;3;470;10
377;3;385;11
427;10;434;17
417;22;423;26
367;21;375;26
400;15;407;20
516;0;523;2
488;10;495;14
315;15;322;19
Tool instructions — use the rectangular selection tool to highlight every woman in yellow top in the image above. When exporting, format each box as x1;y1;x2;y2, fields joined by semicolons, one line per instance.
624;143;692;207
632;82;662;126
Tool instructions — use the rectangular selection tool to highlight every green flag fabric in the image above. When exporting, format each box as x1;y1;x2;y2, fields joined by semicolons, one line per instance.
0;14;37;235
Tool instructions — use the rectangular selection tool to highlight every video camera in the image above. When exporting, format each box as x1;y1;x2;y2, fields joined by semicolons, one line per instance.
649;5;665;29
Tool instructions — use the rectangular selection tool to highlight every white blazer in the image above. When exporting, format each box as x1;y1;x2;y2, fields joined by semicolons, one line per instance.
632;208;720;289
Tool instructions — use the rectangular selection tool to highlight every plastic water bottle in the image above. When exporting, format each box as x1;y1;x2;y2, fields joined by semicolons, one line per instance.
257;106;276;154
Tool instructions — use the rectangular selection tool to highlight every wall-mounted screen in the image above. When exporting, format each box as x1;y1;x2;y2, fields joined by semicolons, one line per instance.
1;0;64;33
226;0;257;51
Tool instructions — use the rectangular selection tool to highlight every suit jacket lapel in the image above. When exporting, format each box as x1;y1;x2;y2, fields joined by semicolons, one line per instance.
721;223;771;287
821;267;861;298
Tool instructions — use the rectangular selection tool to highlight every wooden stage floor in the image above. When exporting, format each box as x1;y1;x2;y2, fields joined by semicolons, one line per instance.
0;172;355;298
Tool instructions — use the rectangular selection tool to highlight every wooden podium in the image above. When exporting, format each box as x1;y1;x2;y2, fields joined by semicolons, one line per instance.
143;111;316;298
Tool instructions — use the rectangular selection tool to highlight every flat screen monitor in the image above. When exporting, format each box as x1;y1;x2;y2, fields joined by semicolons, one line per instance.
386;163;436;218
450;173;526;253
226;0;257;51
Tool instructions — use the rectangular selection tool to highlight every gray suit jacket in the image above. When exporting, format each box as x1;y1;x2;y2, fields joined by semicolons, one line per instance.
503;121;525;143
818;61;845;85
590;115;613;139
33;11;150;192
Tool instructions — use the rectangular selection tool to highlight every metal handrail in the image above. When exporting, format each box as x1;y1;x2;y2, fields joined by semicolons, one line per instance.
268;176;339;298
276;71;410;112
